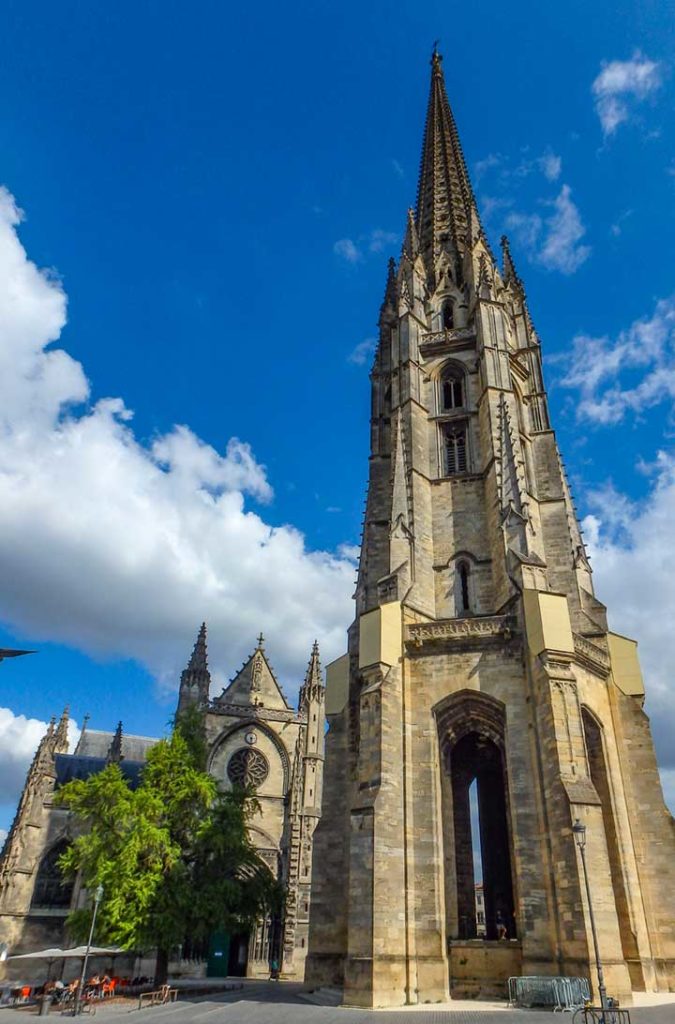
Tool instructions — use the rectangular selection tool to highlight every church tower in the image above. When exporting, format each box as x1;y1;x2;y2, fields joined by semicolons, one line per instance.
306;50;675;1007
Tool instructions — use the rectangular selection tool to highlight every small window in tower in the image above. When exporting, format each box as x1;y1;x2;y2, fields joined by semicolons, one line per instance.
442;301;454;330
443;423;468;476
458;562;470;613
440;365;464;411
309;788;313;797
312;714;316;722
301;938;306;948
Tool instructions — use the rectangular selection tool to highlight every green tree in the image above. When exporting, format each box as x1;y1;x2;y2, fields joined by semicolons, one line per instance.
56;712;281;983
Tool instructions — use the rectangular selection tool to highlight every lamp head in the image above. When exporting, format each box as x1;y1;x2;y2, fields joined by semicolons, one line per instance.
572;818;587;848
95;884;104;902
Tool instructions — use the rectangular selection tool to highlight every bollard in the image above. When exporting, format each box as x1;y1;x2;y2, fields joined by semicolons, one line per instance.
38;993;52;1016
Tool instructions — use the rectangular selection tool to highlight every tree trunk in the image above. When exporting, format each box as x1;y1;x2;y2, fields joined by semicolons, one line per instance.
154;947;169;987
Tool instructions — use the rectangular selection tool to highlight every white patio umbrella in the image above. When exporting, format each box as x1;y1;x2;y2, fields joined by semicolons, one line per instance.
8;948;67;961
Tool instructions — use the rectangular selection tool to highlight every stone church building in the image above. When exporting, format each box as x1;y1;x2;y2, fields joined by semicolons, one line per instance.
0;628;324;981
306;50;675;1007
1;46;674;1009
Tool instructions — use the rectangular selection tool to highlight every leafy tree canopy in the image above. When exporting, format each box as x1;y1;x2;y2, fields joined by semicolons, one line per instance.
56;708;281;981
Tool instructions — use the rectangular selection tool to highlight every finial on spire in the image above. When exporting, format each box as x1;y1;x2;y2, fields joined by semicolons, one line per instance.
431;40;442;69
257;632;265;650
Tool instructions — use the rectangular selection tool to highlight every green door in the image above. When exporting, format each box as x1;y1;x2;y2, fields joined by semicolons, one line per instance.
206;930;231;977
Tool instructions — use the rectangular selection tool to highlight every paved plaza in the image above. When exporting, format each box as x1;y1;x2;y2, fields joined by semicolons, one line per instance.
3;981;674;1024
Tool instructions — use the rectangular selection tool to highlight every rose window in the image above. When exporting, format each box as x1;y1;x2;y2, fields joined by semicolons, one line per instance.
227;747;269;788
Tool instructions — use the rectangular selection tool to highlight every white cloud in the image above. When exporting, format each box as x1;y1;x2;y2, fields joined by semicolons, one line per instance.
582;452;675;801
539;152;562;182
592;52;662;136
333;237;362;264
474;153;502;180
334;229;398;264
538;185;590;273
368;229;398;254
0;185;356;703
475;149;561;186
348;337;377;366
506;184;590;275
0;707;80;812
560;297;675;423
0;828;7;847
391;159;405;179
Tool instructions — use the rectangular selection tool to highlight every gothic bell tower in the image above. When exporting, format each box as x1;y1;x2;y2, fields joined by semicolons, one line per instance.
306;50;675;1007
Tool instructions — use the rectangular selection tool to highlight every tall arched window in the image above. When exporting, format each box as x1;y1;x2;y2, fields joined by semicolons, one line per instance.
442;300;454;330
31;840;74;910
440;365;464;411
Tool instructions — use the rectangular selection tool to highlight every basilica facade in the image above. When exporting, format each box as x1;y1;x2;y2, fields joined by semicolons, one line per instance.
0;628;324;981
306;50;675;1007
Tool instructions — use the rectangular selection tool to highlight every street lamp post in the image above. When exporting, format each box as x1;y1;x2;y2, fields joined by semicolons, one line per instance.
572;819;611;1021
74;884;103;1016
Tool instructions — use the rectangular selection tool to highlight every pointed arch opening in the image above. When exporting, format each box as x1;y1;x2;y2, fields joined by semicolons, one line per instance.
442;300;455;330
436;692;516;942
31;839;74;910
581;707;644;989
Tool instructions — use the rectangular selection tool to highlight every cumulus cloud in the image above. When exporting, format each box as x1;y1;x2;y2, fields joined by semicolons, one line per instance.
348;337;377;366
0;185;356;702
582;452;675;811
592;52;662;136
560;297;675;423
506;184;590;275
0;707;80;816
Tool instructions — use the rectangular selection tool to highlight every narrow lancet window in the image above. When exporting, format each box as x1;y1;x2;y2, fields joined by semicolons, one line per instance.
442;301;454;330
459;562;470;612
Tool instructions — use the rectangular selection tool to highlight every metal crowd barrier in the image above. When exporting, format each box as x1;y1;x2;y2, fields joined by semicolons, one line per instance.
508;975;591;1011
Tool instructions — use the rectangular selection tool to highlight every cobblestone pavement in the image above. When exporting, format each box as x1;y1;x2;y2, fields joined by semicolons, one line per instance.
3;982;674;1024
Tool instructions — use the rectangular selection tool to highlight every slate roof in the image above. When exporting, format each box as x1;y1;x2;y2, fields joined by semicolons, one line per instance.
54;753;147;790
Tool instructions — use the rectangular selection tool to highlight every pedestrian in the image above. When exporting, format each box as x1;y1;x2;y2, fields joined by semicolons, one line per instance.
496;910;508;940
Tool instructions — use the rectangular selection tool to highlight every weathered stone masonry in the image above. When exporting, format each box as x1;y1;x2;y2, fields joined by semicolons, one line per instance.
306;49;675;1008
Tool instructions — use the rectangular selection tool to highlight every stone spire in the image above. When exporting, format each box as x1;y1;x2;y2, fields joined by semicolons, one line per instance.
177;622;212;714
54;706;70;753
0;714;63;883
379;257;398;326
299;640;324;710
415;46;481;274
106;721;124;764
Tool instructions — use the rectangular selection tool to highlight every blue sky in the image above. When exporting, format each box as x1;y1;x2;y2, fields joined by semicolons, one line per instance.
0;0;674;833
